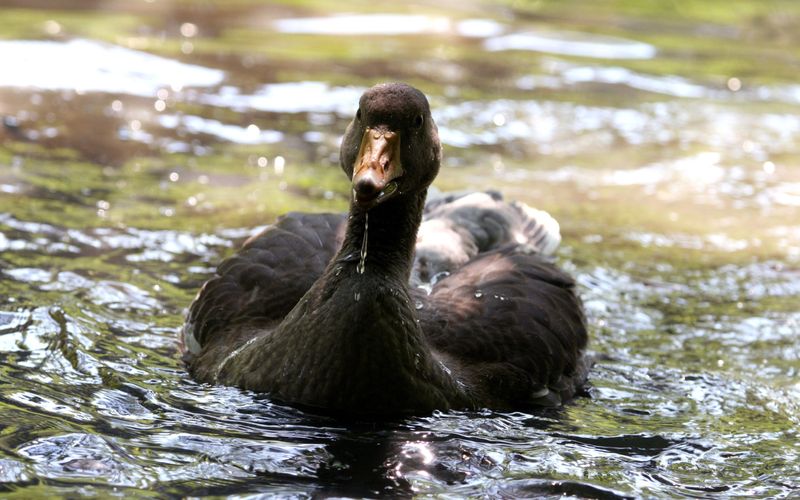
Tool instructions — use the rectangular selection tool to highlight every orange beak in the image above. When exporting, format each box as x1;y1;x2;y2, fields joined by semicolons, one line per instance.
352;127;403;208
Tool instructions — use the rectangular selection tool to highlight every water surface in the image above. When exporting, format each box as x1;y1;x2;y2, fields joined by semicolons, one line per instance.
0;0;798;497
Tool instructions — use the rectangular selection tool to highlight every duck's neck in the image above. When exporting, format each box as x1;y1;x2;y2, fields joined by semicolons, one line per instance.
334;190;427;282
237;188;470;412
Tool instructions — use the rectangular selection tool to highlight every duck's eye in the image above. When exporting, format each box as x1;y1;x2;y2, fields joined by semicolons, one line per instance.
412;114;424;129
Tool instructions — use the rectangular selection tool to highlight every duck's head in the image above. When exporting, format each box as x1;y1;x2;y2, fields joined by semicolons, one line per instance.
340;83;441;210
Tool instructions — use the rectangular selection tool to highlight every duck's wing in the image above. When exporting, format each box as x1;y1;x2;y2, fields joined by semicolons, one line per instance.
182;212;346;355
416;246;589;407
414;191;561;285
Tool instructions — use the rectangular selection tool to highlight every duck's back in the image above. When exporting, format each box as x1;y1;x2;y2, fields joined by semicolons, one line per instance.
416;247;588;408
413;192;588;407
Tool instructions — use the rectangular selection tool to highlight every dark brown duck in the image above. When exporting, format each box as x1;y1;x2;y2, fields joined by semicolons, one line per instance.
181;83;589;416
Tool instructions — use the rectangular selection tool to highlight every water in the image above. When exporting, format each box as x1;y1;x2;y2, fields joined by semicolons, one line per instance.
1;0;799;497
357;213;368;275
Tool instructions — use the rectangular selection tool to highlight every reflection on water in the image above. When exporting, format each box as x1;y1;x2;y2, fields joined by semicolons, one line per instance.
485;30;657;59
0;38;224;95
199;81;364;114
274;14;507;39
274;14;453;36
159;114;284;145
556;64;709;98
1;0;799;497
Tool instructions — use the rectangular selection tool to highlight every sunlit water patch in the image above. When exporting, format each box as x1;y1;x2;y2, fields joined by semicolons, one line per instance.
436;98;800;163
556;65;710;99
200;81;364;114
158;114;284;145
515;59;800;108
485;30;656;59
0;39;224;96
273;14;503;38
0;213;232;260
527;151;799;221
274;14;451;36
436;99;679;152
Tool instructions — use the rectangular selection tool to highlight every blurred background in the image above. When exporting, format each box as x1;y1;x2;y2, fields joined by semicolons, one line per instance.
0;0;798;497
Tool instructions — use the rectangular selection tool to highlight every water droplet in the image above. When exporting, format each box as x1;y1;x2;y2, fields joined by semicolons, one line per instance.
354;291;361;302
474;290;483;298
357;213;368;274
415;300;424;310
43;20;61;36
274;156;286;175
180;22;198;38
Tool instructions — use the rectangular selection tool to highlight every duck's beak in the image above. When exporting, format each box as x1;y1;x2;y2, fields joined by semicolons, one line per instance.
352;126;403;209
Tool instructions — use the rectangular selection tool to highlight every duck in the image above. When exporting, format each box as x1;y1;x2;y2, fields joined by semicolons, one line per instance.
181;82;589;416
